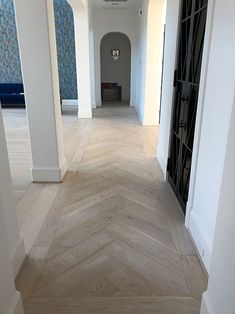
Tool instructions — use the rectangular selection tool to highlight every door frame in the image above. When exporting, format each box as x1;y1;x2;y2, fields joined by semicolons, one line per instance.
157;0;216;225
184;0;216;226
168;0;210;214
94;28;136;108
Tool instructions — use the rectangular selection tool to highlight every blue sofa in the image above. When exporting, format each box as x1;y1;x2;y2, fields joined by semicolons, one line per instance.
0;83;25;106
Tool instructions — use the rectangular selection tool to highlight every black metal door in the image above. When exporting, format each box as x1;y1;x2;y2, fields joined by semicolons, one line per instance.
168;0;208;214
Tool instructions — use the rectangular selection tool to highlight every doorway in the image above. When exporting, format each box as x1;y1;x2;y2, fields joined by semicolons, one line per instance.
168;0;208;214
100;32;131;105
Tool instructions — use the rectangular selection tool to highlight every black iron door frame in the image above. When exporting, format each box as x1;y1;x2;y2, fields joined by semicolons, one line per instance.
167;0;208;214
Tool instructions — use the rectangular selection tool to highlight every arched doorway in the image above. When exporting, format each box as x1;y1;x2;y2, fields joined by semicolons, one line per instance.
100;32;131;106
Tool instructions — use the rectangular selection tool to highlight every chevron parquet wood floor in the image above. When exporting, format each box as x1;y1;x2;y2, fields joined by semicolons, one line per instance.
6;105;207;313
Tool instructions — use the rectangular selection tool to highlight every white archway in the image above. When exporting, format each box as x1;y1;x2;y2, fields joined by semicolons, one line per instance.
100;32;131;105
96;30;136;107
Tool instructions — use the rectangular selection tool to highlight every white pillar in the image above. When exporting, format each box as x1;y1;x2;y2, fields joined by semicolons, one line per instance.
0;108;26;278
89;27;96;109
0;195;24;314
68;0;93;118
14;0;67;182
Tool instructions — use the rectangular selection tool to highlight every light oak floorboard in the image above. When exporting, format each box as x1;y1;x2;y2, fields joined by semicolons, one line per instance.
24;296;200;314
3;106;207;313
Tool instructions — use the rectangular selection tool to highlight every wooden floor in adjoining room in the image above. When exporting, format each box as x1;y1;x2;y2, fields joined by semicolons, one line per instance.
3;105;207;313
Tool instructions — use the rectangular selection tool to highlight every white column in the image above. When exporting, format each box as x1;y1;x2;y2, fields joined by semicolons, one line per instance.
0;108;26;278
0;195;24;314
68;0;92;118
89;27;96;109
14;0;67;182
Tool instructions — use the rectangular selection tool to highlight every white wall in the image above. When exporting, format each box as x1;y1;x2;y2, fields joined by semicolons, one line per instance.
188;0;235;273
201;91;235;314
0;108;24;314
135;0;166;126
101;32;131;101
0;110;26;277
135;0;148;121
0;198;24;314
93;7;139;107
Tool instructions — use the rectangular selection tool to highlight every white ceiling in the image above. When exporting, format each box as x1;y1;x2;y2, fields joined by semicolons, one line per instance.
91;0;142;10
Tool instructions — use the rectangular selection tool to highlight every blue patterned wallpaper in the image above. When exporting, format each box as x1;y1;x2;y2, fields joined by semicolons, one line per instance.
0;0;77;99
54;0;77;99
0;0;22;83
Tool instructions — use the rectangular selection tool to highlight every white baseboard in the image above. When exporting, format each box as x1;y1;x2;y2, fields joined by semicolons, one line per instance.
62;100;94;116
8;291;24;314
135;105;144;124
31;158;67;183
78;110;92;119
12;237;26;278
200;292;214;314
62;99;78;106
62;99;78;112
189;212;211;272
156;153;167;180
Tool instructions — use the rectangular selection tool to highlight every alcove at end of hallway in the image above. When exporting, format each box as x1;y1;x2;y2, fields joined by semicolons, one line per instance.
100;32;131;107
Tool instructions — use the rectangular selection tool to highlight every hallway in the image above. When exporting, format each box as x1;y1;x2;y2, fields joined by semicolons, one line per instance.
14;105;207;313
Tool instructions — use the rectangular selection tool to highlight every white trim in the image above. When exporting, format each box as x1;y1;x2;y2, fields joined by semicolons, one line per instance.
7;291;24;314
31;158;67;183
78;110;93;119
135;105;144;124
185;199;192;228
11;237;26;278
157;153;167;180
200;292;215;314
62;99;78;106
189;211;212;272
